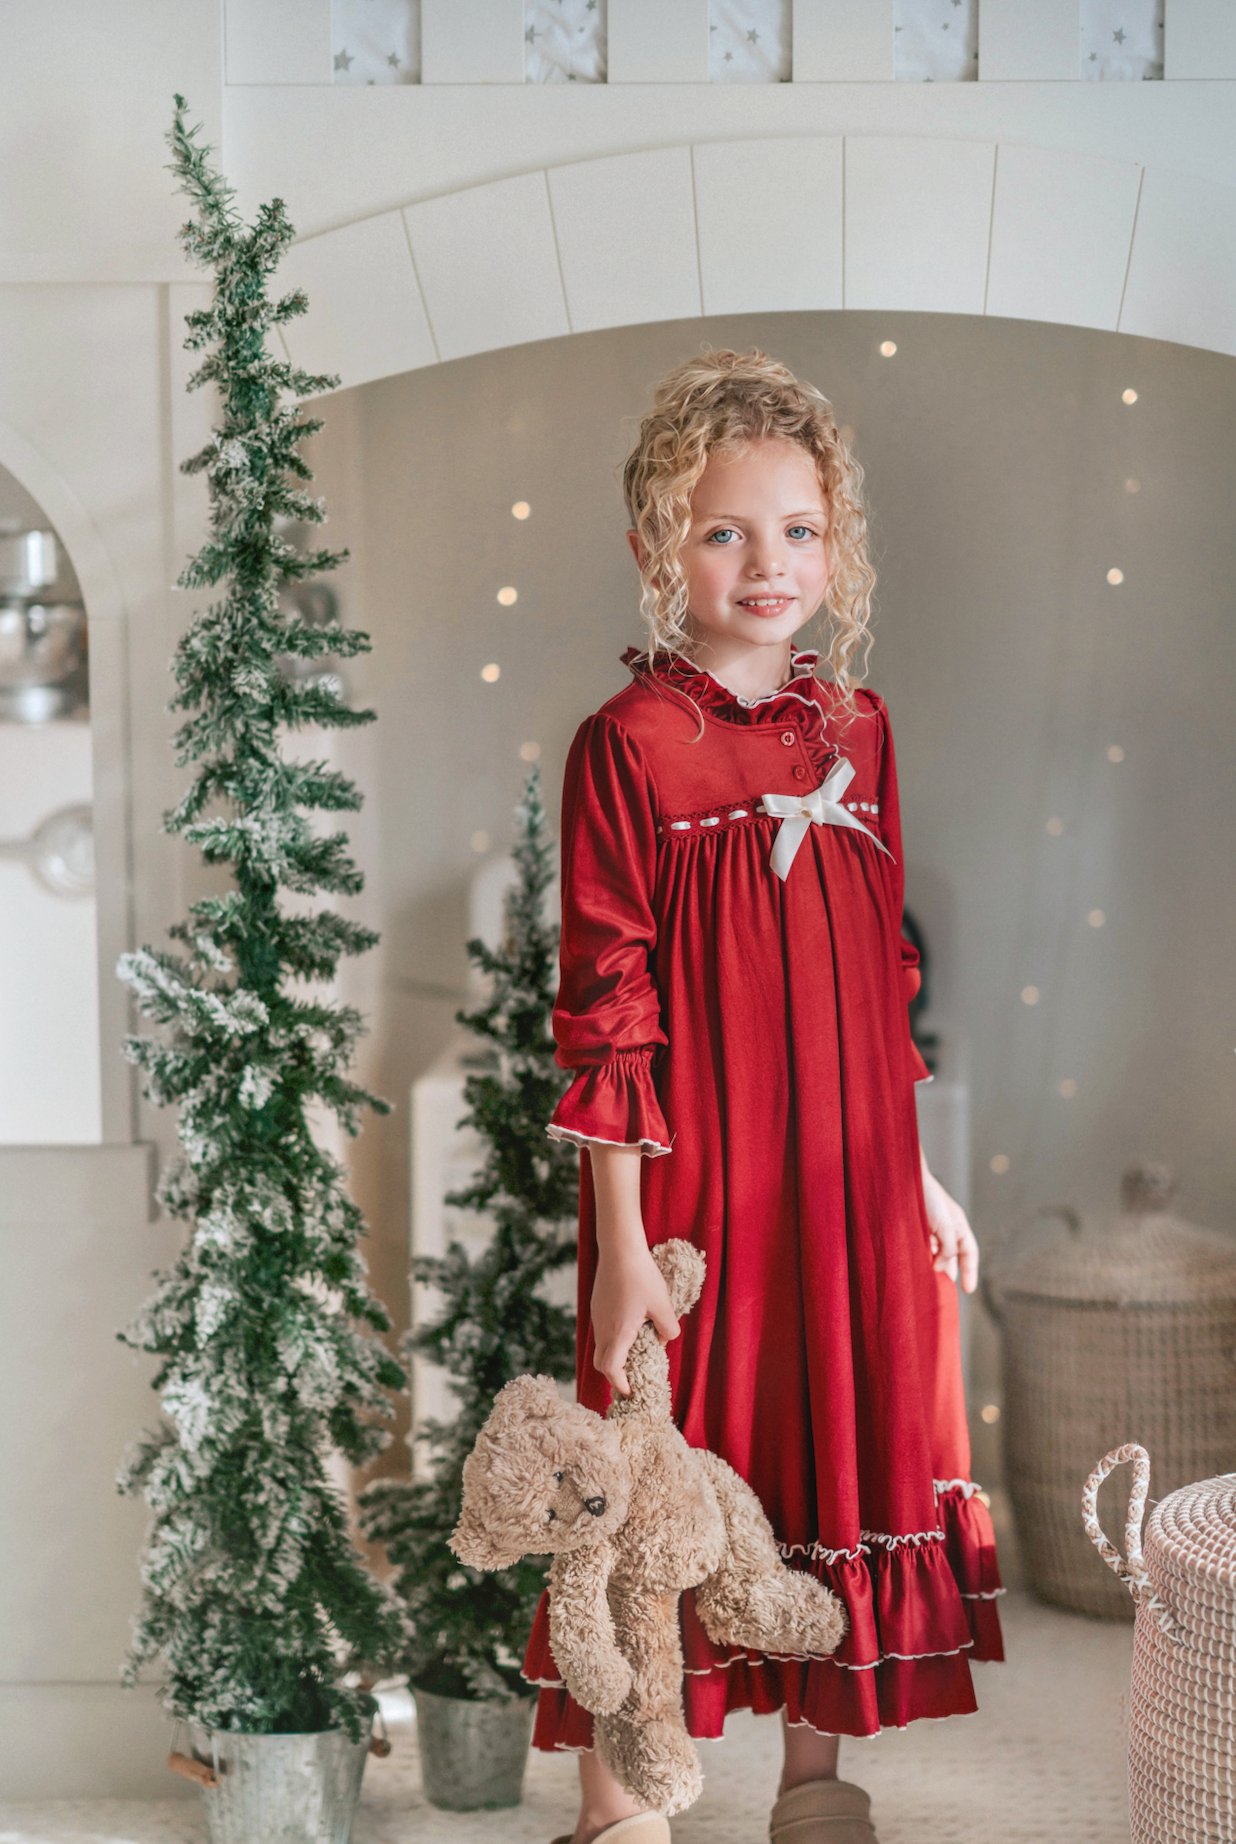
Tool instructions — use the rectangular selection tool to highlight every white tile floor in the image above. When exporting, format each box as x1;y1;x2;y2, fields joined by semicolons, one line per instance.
0;1590;1134;1844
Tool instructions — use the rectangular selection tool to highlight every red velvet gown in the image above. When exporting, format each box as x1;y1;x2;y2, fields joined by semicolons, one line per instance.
525;649;1002;1747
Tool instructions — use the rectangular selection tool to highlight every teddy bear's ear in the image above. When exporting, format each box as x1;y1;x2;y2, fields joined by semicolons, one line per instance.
651;1239;706;1318
484;1373;563;1432
449;1500;526;1572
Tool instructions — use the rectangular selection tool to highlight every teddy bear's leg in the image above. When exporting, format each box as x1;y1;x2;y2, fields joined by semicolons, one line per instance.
691;1451;849;1659
593;1591;704;1818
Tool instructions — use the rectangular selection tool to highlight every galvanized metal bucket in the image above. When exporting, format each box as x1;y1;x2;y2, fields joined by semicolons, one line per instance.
188;1727;370;1844
413;1688;536;1810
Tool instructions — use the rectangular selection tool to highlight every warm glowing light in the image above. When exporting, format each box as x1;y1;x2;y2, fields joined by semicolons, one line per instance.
470;830;490;853
990;1154;1010;1175
1059;1078;1078;1099
839;424;856;446
519;740;541;762
481;662;501;682
1107;744;1125;763
976;1489;992;1508
497;586;519;606
1045;817;1064;837
1125;478;1141;494
511;501;531;520
980;1404;1001;1425
1122;388;1139;404
1088;909;1106;929
1107;568;1124;585
1021;985;1040;1006
879;341;897;357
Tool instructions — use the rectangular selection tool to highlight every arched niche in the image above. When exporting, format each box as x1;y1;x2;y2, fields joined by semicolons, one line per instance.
0;421;133;1143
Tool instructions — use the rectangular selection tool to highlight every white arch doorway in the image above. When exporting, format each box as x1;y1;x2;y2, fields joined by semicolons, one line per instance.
273;135;1236;391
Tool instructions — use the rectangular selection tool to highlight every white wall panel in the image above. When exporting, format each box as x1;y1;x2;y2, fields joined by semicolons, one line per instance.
844;136;995;314
225;0;331;84
1165;0;1236;79
279;214;436;388
1120;167;1236;356
792;0;894;80
980;0;1078;81
405;173;569;362
986;145;1141;331
694;137;843;315
608;0;710;82
549;149;702;333
421;0;527;83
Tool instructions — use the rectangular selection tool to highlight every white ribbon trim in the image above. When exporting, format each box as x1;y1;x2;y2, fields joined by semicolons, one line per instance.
761;759;892;881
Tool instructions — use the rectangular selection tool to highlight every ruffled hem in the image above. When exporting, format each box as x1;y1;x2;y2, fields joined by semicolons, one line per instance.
526;1484;1002;1749
548;1048;671;1157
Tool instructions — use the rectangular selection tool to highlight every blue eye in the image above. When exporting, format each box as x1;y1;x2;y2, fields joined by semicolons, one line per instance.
787;525;814;541
707;528;739;545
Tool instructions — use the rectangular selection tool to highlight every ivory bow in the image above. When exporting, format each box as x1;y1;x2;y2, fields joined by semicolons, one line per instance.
761;758;892;881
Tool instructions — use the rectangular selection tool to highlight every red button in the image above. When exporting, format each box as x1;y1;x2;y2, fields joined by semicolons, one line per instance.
780;730;796;746
792;766;807;782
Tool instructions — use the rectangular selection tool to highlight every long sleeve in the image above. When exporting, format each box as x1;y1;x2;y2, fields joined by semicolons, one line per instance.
871;696;933;1087
547;714;671;1156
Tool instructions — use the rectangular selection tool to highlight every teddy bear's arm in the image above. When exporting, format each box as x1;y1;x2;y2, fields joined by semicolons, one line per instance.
548;1543;634;1716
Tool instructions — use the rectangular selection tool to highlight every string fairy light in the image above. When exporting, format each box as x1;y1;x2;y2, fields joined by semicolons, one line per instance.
480;662;500;683
519;741;540;762
879;341;897;357
497;586;518;606
1107;568;1124;585
511;501;531;520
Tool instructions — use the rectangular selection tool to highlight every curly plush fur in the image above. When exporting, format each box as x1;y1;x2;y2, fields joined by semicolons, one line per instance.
451;1240;847;1816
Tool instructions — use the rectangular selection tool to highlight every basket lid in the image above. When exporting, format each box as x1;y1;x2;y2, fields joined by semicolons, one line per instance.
994;1166;1236;1307
1147;1474;1236;1590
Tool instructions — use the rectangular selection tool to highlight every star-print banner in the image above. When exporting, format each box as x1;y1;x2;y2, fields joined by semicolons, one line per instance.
1080;0;1163;80
330;0;1164;88
895;0;978;81
710;0;791;82
526;0;607;82
332;0;420;83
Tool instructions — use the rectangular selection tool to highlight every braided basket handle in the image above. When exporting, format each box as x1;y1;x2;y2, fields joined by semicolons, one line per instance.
1081;1444;1185;1644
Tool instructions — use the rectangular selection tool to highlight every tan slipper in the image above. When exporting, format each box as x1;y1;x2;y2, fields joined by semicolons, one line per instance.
770;1777;877;1842
550;1815;672;1844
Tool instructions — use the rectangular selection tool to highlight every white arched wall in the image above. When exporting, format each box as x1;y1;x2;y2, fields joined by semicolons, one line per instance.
274;135;1236;391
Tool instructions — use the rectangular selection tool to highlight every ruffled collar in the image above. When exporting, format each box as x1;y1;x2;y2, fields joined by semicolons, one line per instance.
621;646;830;730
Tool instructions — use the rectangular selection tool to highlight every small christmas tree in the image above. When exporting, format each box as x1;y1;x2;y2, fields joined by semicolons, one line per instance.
361;769;578;1700
116;98;407;1740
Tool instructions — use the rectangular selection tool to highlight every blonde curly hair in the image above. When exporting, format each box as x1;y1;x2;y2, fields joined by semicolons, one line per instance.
622;348;875;698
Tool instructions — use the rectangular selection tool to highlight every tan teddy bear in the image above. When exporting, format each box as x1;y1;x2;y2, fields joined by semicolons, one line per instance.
450;1239;847;1816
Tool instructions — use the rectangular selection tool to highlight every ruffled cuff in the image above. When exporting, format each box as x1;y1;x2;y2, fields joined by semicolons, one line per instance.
547;1047;671;1157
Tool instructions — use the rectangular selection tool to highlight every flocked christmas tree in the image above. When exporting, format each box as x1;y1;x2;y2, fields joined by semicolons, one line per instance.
116;98;408;1739
361;769;578;1700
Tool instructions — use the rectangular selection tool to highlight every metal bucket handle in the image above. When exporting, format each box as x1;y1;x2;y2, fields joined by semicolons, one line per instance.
1081;1443;1185;1643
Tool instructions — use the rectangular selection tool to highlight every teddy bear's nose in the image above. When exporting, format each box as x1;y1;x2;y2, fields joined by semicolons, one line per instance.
585;1495;606;1517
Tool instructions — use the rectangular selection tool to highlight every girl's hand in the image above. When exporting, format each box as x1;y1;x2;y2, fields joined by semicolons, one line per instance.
587;1142;679;1397
591;1239;680;1399
920;1149;979;1294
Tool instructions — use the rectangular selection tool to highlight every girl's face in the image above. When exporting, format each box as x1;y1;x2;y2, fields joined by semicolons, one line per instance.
677;438;831;658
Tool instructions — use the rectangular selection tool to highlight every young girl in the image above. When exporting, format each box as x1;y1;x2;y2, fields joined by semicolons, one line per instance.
523;350;1003;1844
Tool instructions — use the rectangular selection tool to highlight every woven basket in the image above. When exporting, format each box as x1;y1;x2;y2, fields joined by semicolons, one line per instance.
1084;1444;1236;1844
987;1167;1236;1618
